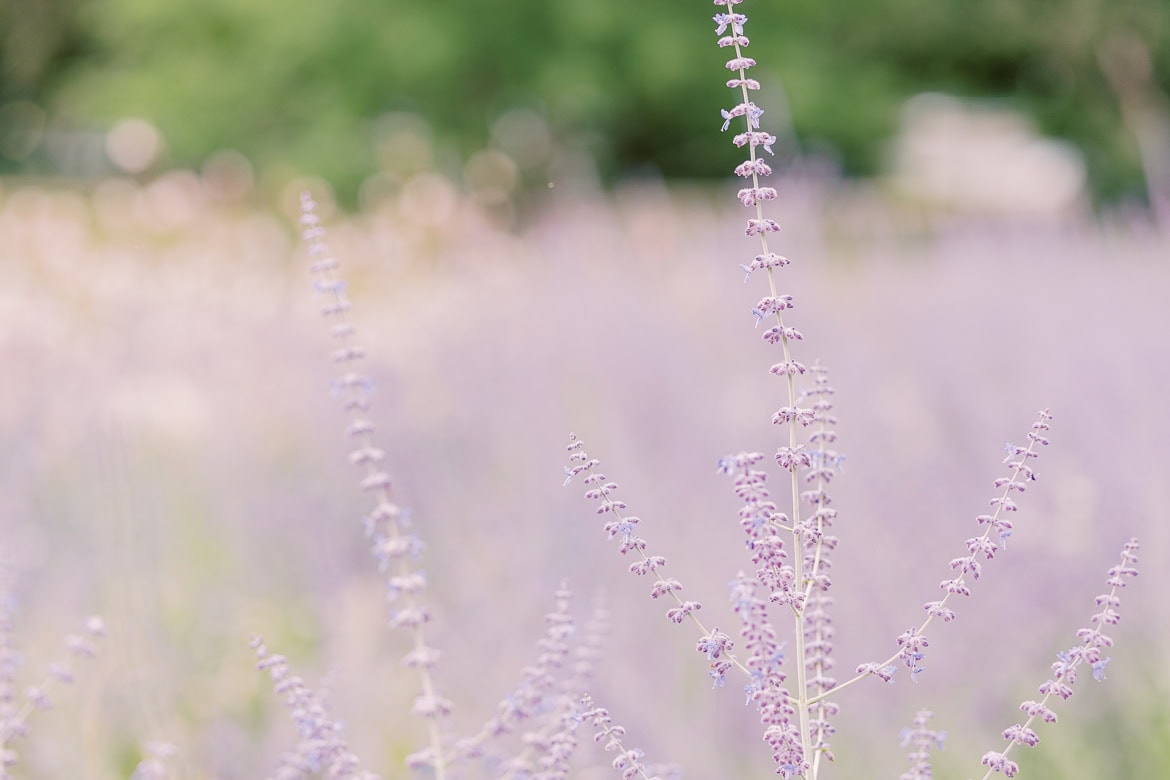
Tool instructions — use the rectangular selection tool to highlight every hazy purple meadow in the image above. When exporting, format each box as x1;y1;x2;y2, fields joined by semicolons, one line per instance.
1;170;1167;778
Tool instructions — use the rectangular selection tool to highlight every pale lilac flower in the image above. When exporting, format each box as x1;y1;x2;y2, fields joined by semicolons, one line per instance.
727;77;761;90
735;159;773;178
725;56;757;71
745;217;781;236
713;12;747;36
734;131;777;153
698;629;735;689
981;750;1019;778
737;186;778;206
500;597;609;780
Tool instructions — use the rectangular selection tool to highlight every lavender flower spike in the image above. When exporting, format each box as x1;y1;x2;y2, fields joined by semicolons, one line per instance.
836;410;1054;695
978;537;1139;779
566;434;760;689
299;193;450;777
250;636;378;780
565;434;701;625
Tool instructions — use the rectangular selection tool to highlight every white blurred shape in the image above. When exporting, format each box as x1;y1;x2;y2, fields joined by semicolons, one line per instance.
887;93;1087;218
106;118;163;174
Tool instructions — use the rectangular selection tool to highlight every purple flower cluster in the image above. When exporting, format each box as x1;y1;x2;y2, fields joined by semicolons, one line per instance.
721;452;799;608
708;369;843;774
731;570;805;777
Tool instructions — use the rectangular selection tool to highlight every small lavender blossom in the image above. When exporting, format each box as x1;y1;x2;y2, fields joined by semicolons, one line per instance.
697;628;735;690
978;538;1139;779
898;709;946;780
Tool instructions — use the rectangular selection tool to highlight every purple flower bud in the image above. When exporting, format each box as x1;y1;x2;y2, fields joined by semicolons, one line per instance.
727;77;762;90
744;218;781;236
981;751;1019;777
725;56;757;71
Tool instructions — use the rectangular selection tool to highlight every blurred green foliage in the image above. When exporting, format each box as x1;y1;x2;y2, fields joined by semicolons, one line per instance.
2;0;1168;203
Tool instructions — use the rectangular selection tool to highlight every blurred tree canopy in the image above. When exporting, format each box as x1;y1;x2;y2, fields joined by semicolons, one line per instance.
2;0;1167;204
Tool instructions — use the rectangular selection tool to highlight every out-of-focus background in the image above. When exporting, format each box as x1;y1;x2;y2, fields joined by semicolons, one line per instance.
1;1;1168;779
3;0;1170;215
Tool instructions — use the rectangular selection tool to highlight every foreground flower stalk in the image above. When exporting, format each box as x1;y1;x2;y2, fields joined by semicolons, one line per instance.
566;4;1142;780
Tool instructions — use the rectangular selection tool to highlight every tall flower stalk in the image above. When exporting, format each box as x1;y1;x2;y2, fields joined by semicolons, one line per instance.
716;0;825;772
